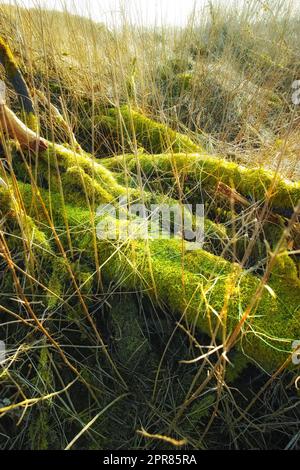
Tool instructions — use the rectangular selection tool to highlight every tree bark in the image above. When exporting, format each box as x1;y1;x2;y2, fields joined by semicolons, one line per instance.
0;35;37;130
0;104;47;151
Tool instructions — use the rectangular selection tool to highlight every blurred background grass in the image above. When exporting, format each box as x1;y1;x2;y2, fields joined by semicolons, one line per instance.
0;0;299;168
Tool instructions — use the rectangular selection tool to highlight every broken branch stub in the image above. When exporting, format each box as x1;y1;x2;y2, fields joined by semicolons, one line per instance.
0;104;47;151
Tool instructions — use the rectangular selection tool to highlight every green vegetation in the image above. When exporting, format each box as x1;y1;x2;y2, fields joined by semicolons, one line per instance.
0;0;299;451
94;105;204;154
102;152;300;214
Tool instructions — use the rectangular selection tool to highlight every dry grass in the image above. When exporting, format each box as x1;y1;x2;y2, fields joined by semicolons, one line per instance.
0;0;299;450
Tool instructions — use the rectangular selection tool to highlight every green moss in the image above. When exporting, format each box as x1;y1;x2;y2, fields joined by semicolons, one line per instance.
21;111;38;133
23;214;50;250
102;153;300;215
47;257;95;326
16;180;300;373
11;145;227;257
271;252;299;282
12;143;132;208
0;186;12;215
0;186;50;256
98;235;300;372
0;36;18;79
61;166;114;206
95;105;203;154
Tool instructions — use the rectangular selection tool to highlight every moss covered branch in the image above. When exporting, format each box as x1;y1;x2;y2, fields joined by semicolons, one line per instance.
0;36;37;130
2;179;299;373
93;105;204;155
0;104;47;151
102;152;300;217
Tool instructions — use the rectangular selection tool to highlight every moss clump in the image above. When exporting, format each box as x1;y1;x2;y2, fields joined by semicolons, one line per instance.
11;145;228;257
0;185;50;256
21;111;38;133
102;153;300;216
61;166;115;206
42;144;124;189
0;186;12;215
94;105;203;155
12;142;132;207
103;238;300;372
16;180;300;373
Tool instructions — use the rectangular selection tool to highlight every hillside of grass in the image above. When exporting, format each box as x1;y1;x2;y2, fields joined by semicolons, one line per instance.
0;1;299;451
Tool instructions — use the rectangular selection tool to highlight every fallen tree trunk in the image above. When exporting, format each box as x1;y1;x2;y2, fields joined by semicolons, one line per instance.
102;153;300;217
0;35;37;130
1;179;299;373
0;37;299;377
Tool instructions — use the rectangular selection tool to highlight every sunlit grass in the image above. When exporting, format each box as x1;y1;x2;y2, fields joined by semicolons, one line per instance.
0;0;299;451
